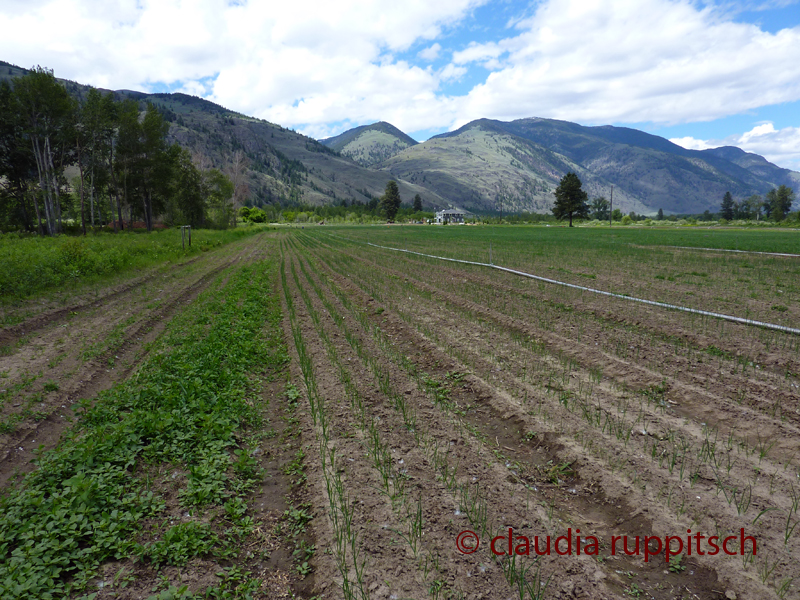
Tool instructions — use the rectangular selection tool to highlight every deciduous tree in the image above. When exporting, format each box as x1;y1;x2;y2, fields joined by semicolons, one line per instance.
14;67;74;235
590;196;609;221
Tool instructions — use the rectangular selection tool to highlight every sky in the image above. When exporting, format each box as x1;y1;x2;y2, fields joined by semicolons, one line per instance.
2;0;800;170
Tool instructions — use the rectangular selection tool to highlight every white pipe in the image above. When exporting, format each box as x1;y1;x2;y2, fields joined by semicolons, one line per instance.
662;245;800;258
364;242;800;336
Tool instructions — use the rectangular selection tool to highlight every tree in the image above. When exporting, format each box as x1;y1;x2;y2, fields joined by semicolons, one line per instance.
0;80;38;232
413;193;422;212
552;172;588;227
169;147;206;227
114;99;142;228
611;208;622;221
742;194;761;220
657;208;664;221
720;191;734;220
225;150;250;227
14;67;75;235
204;169;234;228
590;196;609;221
380;180;401;221
765;185;794;221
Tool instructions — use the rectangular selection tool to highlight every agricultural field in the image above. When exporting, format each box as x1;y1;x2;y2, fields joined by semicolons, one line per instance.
0;224;799;599
280;225;800;600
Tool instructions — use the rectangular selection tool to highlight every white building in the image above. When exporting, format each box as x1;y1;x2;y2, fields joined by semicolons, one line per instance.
435;209;466;224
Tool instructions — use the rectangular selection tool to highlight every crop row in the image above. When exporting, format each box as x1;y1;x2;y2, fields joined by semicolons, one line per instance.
281;234;557;599
296;228;799;598
0;242;284;599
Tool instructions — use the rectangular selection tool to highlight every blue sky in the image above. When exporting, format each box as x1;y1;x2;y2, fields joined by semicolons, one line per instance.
2;0;800;169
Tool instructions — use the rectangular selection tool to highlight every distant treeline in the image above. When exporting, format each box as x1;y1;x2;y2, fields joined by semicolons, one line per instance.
240;198;434;224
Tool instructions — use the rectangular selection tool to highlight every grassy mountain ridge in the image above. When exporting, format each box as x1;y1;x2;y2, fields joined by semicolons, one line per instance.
4;59;797;215
377;116;799;214
382;121;651;214
1;60;445;210
490;118;798;213
320;121;418;167
117;93;443;208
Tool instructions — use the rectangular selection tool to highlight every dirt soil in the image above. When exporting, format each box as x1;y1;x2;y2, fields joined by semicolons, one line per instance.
278;231;800;600
0;233;316;599
5;227;798;600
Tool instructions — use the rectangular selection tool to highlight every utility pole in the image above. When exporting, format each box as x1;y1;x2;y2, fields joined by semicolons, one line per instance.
609;185;613;227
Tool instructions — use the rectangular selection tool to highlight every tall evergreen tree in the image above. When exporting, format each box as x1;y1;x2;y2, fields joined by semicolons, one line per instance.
552;172;589;227
380;180;401;221
0;80;38;231
413;193;422;212
720;191;735;220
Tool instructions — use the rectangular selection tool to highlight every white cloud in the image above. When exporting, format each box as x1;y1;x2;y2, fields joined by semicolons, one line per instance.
451;0;800;129
0;0;484;132
2;0;800;167
452;41;505;64
669;136;715;150
440;63;468;81
671;123;800;170
733;123;800;169
418;43;442;61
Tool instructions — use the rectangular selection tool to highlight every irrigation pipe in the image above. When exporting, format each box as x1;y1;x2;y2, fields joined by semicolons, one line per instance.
361;241;800;336
662;246;800;258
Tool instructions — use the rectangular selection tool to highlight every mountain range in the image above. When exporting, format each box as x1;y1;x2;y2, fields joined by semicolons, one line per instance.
3;60;798;216
323;118;800;215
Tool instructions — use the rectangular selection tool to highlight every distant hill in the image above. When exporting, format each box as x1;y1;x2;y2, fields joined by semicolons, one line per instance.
378;117;800;214
321;122;418;167
0;61;444;209
379;119;651;214
5;59;798;215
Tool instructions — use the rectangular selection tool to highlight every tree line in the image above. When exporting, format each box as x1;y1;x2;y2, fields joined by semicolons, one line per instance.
720;188;794;222
0;67;239;235
552;172;796;226
239;181;428;224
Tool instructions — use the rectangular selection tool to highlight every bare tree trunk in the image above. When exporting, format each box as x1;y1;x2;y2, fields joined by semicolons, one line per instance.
30;138;53;236
79;164;87;236
146;189;154;232
76;135;87;235
47;142;62;235
89;165;95;227
110;143;122;232
31;189;44;236
226;150;250;228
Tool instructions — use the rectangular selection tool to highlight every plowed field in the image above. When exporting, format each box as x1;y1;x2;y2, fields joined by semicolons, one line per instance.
2;225;798;600
280;226;800;600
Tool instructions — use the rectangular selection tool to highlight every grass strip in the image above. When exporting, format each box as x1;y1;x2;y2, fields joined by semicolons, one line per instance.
0;225;269;301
